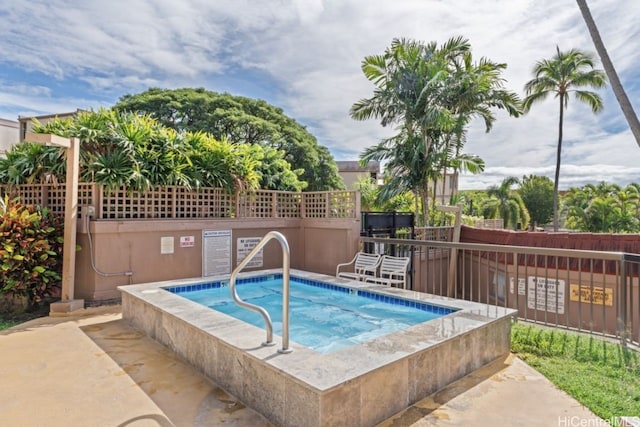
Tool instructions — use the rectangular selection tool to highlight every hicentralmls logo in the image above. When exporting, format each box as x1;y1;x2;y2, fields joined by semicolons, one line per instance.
558;415;639;427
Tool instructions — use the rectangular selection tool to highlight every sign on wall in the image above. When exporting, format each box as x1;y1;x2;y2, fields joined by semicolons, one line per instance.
509;277;526;295
180;235;195;248
237;237;264;268
202;230;232;276
569;284;614;306
160;236;174;254
527;276;565;314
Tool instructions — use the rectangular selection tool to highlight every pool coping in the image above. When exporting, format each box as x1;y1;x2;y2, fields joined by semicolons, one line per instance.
119;269;516;426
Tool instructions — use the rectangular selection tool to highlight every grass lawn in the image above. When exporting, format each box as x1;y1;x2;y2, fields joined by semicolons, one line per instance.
0;305;51;331
0;318;20;330
511;322;640;420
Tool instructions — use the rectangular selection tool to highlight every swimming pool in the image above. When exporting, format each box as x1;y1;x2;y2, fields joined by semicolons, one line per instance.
120;269;516;427
168;274;457;353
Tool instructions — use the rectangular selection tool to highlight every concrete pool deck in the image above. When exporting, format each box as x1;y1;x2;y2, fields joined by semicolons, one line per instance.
0;305;607;427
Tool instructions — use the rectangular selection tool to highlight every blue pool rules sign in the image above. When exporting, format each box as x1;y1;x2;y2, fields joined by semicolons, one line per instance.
202;230;232;276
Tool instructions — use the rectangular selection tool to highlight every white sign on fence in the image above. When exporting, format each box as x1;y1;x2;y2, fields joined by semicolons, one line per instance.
509;277;526;295
202;230;232;276
527;276;565;314
237;237;264;268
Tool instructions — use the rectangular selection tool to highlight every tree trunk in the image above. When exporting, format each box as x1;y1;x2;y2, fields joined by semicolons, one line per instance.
576;0;640;147
553;97;564;231
414;190;421;227
423;134;433;226
441;169;447;205
421;190;429;227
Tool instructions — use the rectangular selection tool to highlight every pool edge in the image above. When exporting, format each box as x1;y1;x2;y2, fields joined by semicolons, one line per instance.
119;269;516;427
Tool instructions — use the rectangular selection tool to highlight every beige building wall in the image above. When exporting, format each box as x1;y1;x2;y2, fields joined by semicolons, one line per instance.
0;118;18;156
75;217;360;301
432;172;458;204
337;161;380;190
18;110;81;142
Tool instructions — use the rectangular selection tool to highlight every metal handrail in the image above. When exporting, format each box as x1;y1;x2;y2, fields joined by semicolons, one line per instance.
360;235;640;349
229;231;292;354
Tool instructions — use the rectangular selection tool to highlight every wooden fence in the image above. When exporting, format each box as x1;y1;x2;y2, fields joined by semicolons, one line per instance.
0;183;358;220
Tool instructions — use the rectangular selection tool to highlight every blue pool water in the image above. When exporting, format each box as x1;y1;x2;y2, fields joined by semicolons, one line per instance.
168;274;456;353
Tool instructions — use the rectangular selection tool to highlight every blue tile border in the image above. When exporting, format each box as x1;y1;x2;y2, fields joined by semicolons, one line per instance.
166;273;458;315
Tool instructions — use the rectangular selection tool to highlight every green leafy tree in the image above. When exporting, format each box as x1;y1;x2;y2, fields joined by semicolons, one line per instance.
253;145;306;192
355;177;380;211
113;88;344;191
523;47;607;231
355;176;415;213
456;190;489;217
518;175;554;227
481;177;530;229
563;182;640;233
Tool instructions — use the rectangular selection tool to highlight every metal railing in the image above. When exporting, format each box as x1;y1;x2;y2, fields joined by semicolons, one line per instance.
361;236;640;348
229;231;292;353
415;226;454;241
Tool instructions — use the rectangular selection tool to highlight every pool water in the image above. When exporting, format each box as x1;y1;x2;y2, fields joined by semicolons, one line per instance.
171;275;454;353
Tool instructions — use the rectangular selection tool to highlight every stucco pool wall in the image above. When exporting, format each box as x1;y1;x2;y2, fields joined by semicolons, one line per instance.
119;269;516;427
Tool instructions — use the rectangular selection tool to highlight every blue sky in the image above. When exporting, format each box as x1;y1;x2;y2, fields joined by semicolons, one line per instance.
1;0;640;190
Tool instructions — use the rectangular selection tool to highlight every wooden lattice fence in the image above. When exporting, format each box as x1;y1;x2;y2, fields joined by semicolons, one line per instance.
0;183;358;220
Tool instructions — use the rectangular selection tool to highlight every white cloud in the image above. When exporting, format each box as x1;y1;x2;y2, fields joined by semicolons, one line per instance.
1;0;639;189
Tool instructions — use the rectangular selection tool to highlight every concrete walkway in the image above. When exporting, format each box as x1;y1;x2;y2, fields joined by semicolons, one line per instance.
1;306;604;427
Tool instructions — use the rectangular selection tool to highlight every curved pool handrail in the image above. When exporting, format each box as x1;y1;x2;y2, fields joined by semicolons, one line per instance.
229;231;292;353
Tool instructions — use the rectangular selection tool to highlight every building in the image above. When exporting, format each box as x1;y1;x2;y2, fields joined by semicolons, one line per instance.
337;160;459;203
18;110;83;142
336;160;380;190
433;171;458;205
0;118;19;157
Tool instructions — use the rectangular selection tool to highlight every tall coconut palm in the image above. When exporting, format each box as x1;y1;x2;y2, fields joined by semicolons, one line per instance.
522;47;606;231
576;0;640;147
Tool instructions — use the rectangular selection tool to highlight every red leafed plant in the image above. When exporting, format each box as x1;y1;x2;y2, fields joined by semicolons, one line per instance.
1;195;63;309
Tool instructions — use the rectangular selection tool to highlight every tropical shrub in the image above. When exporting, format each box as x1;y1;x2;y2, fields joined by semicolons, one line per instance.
0;109;308;193
0;196;63;310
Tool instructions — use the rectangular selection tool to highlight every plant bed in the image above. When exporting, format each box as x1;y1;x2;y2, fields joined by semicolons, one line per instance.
0;302;51;331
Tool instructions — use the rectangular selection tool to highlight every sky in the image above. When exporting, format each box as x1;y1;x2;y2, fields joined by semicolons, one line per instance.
1;0;639;190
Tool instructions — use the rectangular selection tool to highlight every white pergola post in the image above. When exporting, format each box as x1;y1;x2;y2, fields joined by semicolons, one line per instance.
25;133;84;314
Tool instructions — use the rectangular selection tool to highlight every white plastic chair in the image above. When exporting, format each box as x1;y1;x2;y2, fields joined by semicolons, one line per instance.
365;255;410;289
336;252;381;281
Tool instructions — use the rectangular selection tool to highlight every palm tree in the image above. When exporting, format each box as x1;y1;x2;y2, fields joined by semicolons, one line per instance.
360;131;434;224
481;177;530;230
518;174;554;227
576;0;640;147
439;54;521;200
522;47;606;231
352;36;519;225
352;37;464;225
